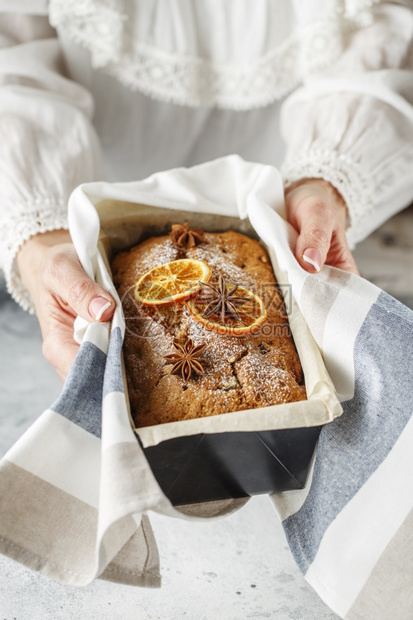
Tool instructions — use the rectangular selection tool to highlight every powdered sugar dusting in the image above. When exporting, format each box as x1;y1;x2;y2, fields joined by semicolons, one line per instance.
111;230;307;427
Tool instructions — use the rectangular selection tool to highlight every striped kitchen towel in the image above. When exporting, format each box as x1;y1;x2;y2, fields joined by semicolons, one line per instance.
0;156;411;619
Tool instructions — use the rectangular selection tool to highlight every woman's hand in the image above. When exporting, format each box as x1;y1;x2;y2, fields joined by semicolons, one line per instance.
285;178;359;275
17;230;115;381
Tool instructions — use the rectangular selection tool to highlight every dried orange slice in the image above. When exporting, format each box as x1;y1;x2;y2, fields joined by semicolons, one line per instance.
134;259;212;306
186;283;267;337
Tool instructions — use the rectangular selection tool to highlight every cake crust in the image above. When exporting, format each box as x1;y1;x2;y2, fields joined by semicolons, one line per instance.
111;230;306;427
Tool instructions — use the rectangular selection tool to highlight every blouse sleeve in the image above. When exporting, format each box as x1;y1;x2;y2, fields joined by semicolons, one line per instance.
0;13;105;312
280;1;413;247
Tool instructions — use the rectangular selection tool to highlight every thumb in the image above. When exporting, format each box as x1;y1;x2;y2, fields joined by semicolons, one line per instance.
294;211;334;273
45;250;116;322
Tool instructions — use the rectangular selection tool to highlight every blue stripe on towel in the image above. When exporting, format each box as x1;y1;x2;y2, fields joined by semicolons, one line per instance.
282;291;413;573
103;327;124;398
50;342;106;439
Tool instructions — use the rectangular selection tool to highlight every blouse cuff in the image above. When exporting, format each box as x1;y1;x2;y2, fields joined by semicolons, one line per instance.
281;148;375;248
1;201;69;314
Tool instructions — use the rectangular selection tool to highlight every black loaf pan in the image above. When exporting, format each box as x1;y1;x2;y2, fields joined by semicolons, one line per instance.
100;207;326;506
139;426;321;506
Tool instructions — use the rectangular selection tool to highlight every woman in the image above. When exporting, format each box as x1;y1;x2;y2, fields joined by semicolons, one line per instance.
1;0;413;377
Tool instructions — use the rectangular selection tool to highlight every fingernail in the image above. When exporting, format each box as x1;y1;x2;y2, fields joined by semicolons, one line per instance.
302;248;322;272
89;297;112;321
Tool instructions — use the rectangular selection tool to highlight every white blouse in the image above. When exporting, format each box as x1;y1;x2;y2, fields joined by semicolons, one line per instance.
1;0;413;312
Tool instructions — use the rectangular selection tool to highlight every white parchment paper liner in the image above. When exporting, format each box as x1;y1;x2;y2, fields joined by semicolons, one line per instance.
69;156;342;449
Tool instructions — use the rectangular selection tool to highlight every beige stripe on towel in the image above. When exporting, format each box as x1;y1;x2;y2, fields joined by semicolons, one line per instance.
0;461;157;587
0;461;98;585
301;270;351;349
101;515;161;587
348;508;413;620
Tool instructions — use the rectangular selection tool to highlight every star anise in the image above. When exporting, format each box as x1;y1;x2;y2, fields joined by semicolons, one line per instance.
198;275;251;323
169;222;205;249
164;338;207;382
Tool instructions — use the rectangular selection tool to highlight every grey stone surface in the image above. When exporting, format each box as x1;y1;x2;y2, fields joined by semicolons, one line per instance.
0;282;61;456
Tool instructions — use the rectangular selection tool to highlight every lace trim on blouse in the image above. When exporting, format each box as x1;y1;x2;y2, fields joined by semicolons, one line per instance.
281;147;375;245
49;0;381;110
1;203;68;313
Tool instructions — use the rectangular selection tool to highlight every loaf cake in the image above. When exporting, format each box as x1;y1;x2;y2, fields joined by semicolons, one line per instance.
111;225;307;428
